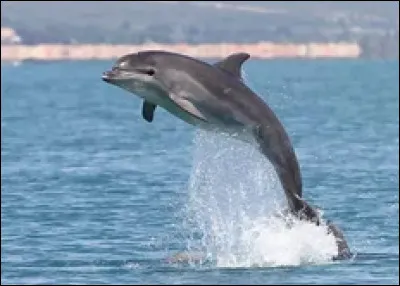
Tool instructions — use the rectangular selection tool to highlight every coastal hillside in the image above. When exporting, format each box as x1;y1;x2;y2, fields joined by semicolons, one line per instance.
1;1;399;58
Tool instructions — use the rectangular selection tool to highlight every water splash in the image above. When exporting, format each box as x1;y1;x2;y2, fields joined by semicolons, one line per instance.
183;130;338;268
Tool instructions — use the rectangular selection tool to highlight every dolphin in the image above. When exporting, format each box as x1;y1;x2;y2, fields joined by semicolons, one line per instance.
102;50;352;260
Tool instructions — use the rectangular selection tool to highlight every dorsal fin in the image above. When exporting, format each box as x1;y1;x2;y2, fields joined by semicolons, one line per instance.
214;53;250;79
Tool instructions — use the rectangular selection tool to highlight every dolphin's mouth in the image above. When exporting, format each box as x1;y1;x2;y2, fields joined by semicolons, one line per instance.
102;70;134;83
102;67;155;83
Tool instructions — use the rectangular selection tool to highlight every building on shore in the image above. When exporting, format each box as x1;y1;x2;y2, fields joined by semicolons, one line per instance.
1;27;22;45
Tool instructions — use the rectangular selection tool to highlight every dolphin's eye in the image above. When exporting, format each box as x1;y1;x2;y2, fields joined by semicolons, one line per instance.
146;69;155;76
136;68;155;76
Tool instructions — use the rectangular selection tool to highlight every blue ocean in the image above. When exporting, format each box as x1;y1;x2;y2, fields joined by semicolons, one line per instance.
1;59;398;284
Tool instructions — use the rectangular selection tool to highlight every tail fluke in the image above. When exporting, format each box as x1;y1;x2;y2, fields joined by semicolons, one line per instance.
290;194;352;260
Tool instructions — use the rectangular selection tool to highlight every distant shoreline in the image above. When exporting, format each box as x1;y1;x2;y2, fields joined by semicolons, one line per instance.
1;42;362;62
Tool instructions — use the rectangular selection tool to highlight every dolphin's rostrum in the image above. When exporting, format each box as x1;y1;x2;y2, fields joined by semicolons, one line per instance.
102;50;352;260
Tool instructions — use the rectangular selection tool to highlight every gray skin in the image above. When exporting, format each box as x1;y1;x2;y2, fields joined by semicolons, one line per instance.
102;50;352;260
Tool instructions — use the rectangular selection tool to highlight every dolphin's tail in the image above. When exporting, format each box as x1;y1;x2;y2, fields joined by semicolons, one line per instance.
290;193;321;224
290;194;352;260
252;127;351;259
326;220;353;260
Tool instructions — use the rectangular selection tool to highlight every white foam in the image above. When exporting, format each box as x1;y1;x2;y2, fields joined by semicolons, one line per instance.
184;130;338;268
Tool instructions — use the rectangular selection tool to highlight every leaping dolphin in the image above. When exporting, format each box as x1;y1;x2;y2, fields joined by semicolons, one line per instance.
102;50;352;260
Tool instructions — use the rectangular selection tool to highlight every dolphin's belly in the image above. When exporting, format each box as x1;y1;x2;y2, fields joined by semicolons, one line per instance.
146;87;253;141
161;96;255;145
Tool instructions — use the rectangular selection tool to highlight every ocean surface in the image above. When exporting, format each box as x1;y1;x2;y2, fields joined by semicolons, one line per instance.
1;59;399;285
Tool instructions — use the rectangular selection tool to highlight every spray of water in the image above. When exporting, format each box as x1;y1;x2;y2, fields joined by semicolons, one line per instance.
182;130;338;268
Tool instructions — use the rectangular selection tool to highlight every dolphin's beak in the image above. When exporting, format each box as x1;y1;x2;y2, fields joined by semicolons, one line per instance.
102;69;141;83
102;71;114;82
